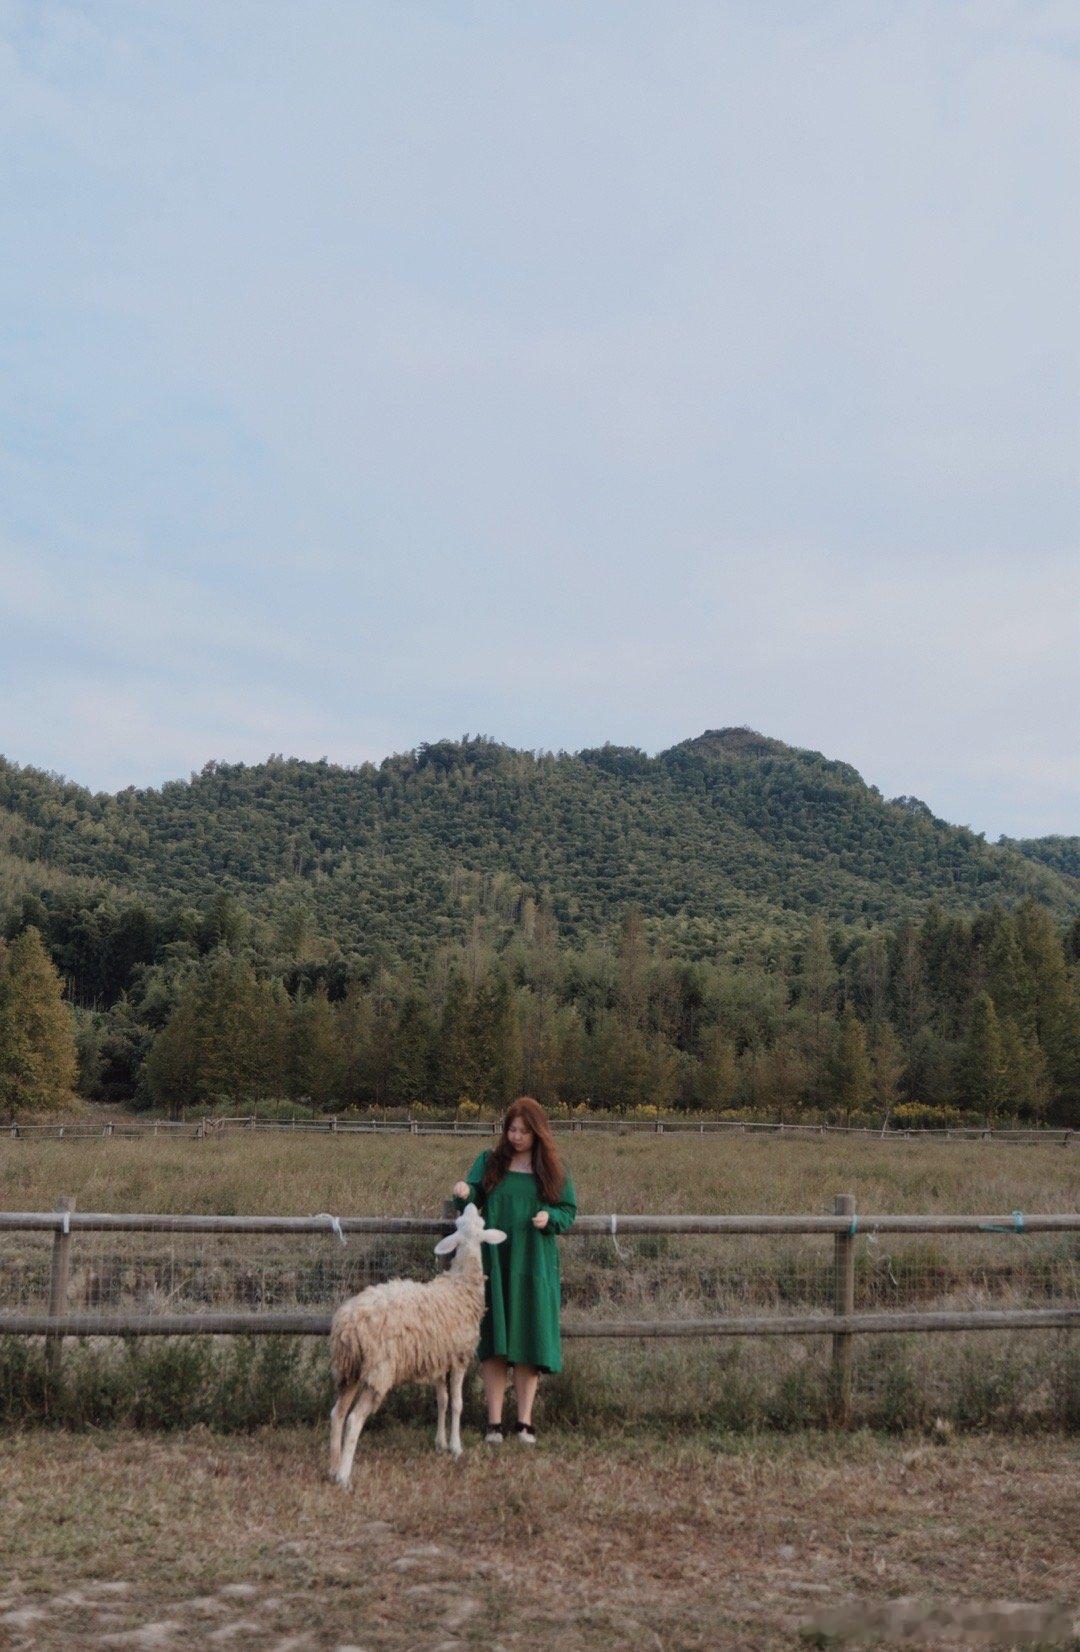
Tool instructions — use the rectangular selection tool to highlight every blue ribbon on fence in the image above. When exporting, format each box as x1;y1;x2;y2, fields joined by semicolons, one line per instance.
977;1210;1026;1234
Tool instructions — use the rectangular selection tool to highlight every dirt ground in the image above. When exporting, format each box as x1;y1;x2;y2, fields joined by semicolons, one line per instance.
1;1425;1077;1651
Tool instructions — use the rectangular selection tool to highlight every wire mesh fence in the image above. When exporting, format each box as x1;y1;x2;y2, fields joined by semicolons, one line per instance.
0;1205;1076;1431
1;1211;1077;1324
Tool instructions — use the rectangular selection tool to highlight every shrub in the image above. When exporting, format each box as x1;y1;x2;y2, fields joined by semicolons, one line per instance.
890;1103;969;1131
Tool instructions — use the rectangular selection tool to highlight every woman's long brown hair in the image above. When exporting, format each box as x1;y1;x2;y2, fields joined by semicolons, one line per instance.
480;1096;566;1205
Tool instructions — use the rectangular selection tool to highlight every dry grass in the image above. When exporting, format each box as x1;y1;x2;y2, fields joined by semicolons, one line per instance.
3;1130;1078;1218
1;1427;1077;1650
3;1138;1077;1646
2;1132;1076;1437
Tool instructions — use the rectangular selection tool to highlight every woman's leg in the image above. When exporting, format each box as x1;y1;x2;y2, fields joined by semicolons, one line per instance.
513;1362;540;1427
480;1356;510;1425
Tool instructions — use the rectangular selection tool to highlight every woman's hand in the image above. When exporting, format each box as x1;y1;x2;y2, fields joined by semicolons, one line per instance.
453;1181;471;1200
532;1210;550;1230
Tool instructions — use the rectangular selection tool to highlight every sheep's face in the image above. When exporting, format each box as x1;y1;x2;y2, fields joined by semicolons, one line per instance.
434;1202;507;1256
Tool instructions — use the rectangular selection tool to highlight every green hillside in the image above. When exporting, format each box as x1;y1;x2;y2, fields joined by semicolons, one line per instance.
1005;835;1080;882
1;727;1075;965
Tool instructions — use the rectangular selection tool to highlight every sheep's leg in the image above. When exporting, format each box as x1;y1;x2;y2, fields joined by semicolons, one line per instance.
335;1385;381;1490
329;1378;363;1479
434;1374;449;1452
448;1361;466;1458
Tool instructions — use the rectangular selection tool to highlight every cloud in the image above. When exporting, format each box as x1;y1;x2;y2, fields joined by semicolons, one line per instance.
0;1;1076;836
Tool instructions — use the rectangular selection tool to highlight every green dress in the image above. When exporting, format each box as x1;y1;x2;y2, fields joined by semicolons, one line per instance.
453;1149;577;1374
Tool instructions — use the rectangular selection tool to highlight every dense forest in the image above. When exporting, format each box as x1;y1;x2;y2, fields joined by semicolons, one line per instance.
1;729;1078;1124
2;728;1076;967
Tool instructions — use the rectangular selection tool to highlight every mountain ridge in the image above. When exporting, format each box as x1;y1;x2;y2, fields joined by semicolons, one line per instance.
1;728;1075;965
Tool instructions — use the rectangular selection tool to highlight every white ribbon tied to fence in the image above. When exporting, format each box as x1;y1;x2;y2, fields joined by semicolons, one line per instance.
313;1213;348;1246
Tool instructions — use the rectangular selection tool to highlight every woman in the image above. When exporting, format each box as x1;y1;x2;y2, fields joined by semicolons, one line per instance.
452;1095;577;1445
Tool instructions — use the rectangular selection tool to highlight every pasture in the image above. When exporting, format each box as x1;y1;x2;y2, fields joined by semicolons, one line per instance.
1;1131;1078;1432
2;1132;1078;1648
4;1123;1079;1217
3;1428;1078;1650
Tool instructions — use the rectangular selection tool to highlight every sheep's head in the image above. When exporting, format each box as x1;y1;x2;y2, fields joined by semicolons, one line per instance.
434;1202;506;1256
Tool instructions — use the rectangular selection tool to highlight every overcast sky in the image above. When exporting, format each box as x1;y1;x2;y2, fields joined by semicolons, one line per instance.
1;1;1077;838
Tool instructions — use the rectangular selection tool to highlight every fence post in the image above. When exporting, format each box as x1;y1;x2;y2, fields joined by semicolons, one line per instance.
45;1195;75;1387
830;1193;856;1426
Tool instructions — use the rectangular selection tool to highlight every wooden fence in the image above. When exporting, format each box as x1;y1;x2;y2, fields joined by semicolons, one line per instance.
1;1198;1077;1424
5;1115;1075;1144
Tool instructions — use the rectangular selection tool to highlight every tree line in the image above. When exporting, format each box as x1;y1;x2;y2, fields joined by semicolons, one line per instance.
2;892;1078;1125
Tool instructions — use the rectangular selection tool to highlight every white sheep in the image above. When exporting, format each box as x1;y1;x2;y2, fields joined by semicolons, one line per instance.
328;1201;506;1487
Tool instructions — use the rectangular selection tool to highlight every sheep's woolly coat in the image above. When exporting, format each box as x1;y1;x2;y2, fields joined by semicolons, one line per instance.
330;1248;485;1394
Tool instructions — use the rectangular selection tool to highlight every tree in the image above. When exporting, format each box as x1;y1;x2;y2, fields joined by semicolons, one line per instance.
1013;900;1080;1106
289;985;342;1109
0;928;79;1121
850;935;889;1034
471;970;516;1106
999;1015;1052;1124
387;993;433;1106
517;987;561;1107
795;918;837;1104
891;921;925;1038
616;906;649;1035
198;892;250;953
959;992;1005;1115
141;951;279;1117
987;916;1029;1029
435;968;514;1108
697;1023;739;1111
869;1020;904;1125
748;1037;807;1120
435;970;474;1107
829;1004;872;1120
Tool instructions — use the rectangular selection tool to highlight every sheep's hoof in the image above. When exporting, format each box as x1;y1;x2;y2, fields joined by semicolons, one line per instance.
450;1443;463;1460
434;1438;448;1453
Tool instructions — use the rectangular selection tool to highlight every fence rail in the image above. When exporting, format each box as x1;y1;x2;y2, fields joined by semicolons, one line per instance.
1;1211;1078;1235
3;1308;1076;1339
3;1199;1076;1426
4;1115;1075;1144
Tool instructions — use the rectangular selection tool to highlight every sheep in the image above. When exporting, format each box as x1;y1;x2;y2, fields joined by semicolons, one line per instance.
328;1201;506;1487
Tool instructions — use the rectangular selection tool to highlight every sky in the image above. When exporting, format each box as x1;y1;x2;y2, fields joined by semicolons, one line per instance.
1;0;1077;840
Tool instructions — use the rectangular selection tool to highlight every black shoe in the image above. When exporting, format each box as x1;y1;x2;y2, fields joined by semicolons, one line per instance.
514;1421;537;1445
483;1424;504;1444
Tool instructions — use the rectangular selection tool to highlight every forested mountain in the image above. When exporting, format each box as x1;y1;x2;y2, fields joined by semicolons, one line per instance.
1;728;1075;970
1;730;1078;1124
1005;835;1080;882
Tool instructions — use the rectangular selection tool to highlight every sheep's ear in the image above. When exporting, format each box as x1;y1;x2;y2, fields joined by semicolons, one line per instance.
434;1231;460;1256
482;1227;507;1246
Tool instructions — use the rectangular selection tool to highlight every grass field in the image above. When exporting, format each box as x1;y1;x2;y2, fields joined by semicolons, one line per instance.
2;1427;1077;1651
3;1128;1079;1216
2;1132;1077;1434
2;1135;1078;1647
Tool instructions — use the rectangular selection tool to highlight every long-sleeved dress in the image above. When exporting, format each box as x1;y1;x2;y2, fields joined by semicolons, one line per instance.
453;1149;577;1374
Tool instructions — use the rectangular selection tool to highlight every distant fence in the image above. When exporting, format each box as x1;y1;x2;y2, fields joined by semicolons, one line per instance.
1;1196;1077;1424
5;1114;1075;1145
